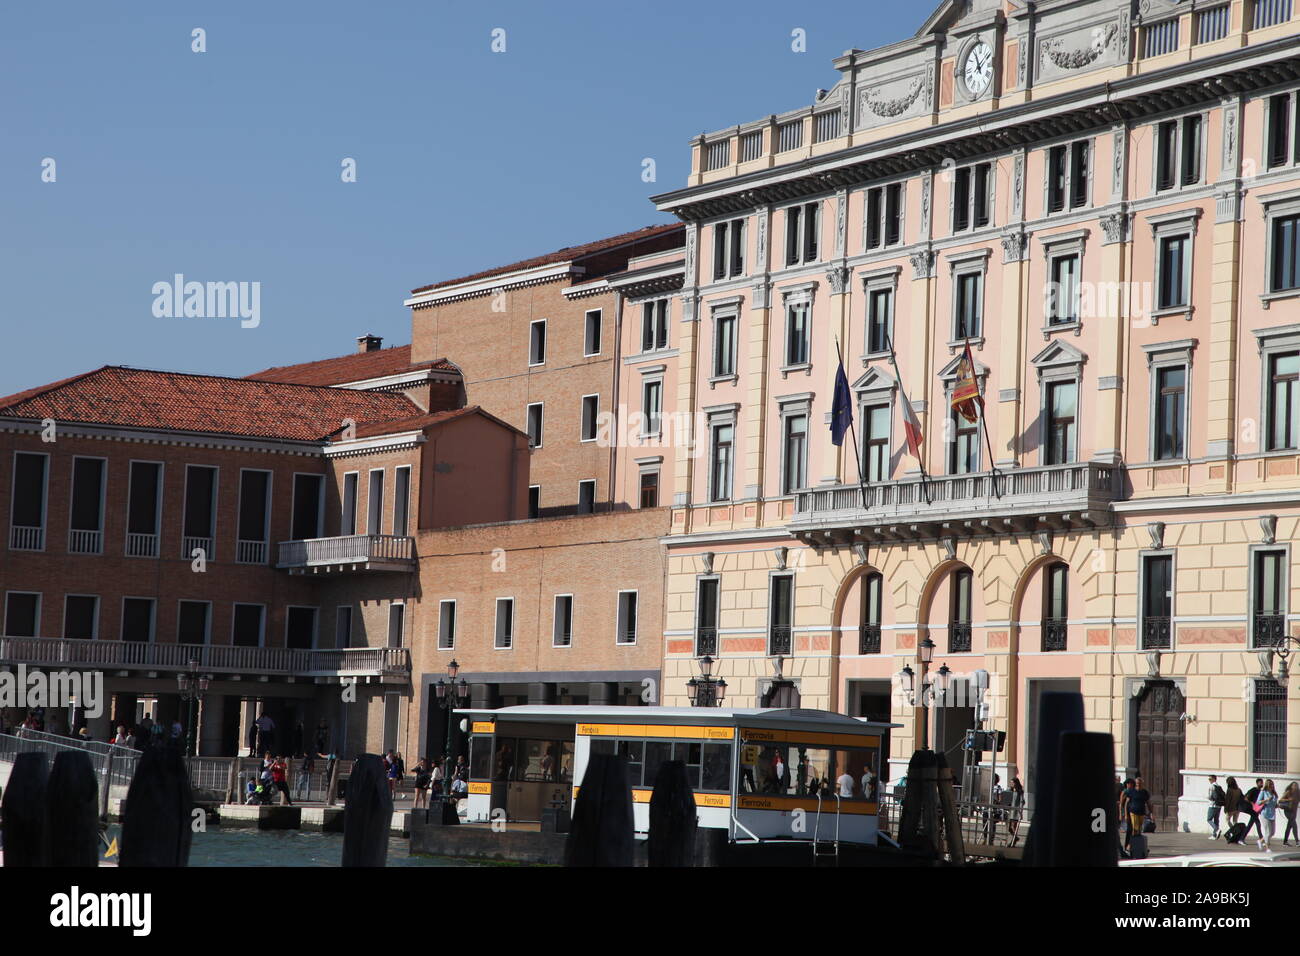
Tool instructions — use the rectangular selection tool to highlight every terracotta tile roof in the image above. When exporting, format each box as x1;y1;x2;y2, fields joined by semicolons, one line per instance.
411;223;684;294
0;366;425;443
246;344;459;387
345;405;525;440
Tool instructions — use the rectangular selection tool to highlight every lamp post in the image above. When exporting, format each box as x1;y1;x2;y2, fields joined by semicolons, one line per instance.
1259;636;1300;685
434;659;470;764
686;655;728;707
898;638;940;751
176;659;211;757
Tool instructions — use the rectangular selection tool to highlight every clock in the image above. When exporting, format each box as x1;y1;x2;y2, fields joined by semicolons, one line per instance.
963;40;994;97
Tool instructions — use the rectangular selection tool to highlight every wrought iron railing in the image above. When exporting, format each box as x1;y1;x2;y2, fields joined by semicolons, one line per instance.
949;624;972;653
68;529;103;554
10;525;44;551
768;625;792;656
1141;616;1173;649
126;532;159;558
859;624;881;655
1252;612;1286;648
1042;618;1068;652
695;626;717;657
182;535;213;559
277;534;414;569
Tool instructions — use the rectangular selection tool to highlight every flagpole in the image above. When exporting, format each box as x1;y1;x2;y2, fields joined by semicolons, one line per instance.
976;393;1003;499
883;330;931;504
835;336;870;512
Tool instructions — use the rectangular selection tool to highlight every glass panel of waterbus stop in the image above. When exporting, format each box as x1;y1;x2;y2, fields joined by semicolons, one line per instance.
740;742;881;802
589;738;732;793
472;732;575;822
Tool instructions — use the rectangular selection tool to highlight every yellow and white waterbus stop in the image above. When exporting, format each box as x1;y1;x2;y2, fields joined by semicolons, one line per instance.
456;705;897;848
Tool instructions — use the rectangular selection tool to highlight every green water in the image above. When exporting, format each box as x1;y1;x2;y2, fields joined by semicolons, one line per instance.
103;826;479;867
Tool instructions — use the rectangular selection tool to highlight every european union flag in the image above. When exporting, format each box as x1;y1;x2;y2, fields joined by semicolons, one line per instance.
830;359;853;447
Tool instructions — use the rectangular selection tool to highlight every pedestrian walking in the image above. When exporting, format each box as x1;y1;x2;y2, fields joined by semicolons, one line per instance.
255;711;276;756
1242;777;1266;844
1280;782;1299;846
385;749;399;797
1259;779;1279;850
271;755;292;806
1225;776;1245;828
413;758;432;809
296;753;316;801
1007;776;1025;847
1121;776;1152;853
1206;774;1226;839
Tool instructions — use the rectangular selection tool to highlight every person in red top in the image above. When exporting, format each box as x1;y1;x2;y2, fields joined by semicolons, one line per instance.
271;755;292;806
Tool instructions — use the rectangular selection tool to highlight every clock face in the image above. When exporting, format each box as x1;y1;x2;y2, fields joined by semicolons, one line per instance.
964;41;994;96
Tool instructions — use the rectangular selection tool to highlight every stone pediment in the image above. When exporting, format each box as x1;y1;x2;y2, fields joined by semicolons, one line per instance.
937;352;990;380
916;0;1023;37
853;366;897;392
1030;339;1087;371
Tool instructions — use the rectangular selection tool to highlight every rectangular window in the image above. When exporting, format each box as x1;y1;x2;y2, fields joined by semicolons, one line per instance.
785;202;819;266
231;603;264;647
1269;352;1299;450
953;167;970;232
617;591;638;645
710;423;734;502
126;461;162;556
951;410;979;475
696;578;719;655
1155;366;1187;460
10;452;48;550
393;466;410;537
236;470;270;563
181;466;217;556
290;473;324;541
714;314;737;377
121;597;155;643
367;469;385;535
553;594;573;647
949;569;972;653
528;485;540;519
1271;213;1300;292
1069;141;1089;209
866;184;903;249
1181;115;1202;186
782;414;808;494
286;606;317;650
642;380;663;437
639;471;659;509
438;600;456;650
387;603;404;648
3;592;40;636
642;300;669;352
1046;380;1077;465
495;598;514;649
1253;550;1287;648
581;395;599;442
529;320;546;366
1142;18;1180;57
1156;120;1178;191
1141;554;1174;649
1157;234;1189;309
63;595;98;640
578;479;596;515
1048;254;1080;325
1047;141;1090;212
860;572;883;654
1157;117;1203;190
713;219;745;280
955;272;982;339
864;404;890;482
178;600;210;645
786;302;811;366
1254;0;1295;30
526;403;544;448
866;288;892;354
69;457;105;553
335;606;352;649
584;309;602;356
1252;680;1287;775
338;471;358;536
740;130;764;163
769;574;794;656
1043;563;1069;652
813;110;840;143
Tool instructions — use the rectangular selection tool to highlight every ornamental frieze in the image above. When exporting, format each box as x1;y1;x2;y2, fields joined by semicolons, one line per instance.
859;70;931;124
1040;22;1118;71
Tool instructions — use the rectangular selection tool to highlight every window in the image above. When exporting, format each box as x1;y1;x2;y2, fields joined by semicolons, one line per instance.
696;578;719;655
782;413;808;494
784;202;820;266
126;461;162;557
955;271;982;339
1156;116;1203;190
1045;380;1077;465
785;302;811;366
340;471;358;536
529;319;546;365
290;473;324;541
1253;549;1287;648
552;594;574;647
121;597;155;643
393;466;411;537
866;288;893;354
584;309;602;356
949;569;972;652
1252;679;1287;774
1195;4;1231;43
1048;141;1089;212
10;452;48;551
639;471;659;508
1254;0;1294;29
495;598;514;649
740;129;764;163
366;469;385;534
1268;352;1299;450
714;313;737;378
68;457;105;554
526;403;544;448
3;592;39;636
642;379;663;437
814;110;840;143
286;606;317;650
387;603;404;648
712;219;745;280
952;163;991;232
63;595;98;640
863;404;890;482
231;603;264;648
1142;18;1180;57
528;485;540;519
178;601;210;645
1141;554;1173;649
709;423;734;502
1271;213;1300;293
641;300;669;352
1155;366;1187;459
860;572;882;654
1157;234;1190;310
950;409;979;475
769;574;794;655
1048;253;1080;325
578;479;596;515
865;184;903;249
236;470;271;564
617;591;638;645
581;395;599;442
335;606;353;649
705;139;730;171
433;600;456;650
777;120;803;153
1043;563;1068;651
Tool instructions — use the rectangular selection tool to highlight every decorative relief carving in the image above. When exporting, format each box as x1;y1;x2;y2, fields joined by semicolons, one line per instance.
1000;230;1029;263
685;228;697;279
1119;11;1130;60
1100;211;1132;245
840;87;851;129
1012;155;1025;219
826;266;850;294
1018;41;1027;85
861;73;929;119
835;189;847;258
1223;102;1239;170
920;172;932;235
756;213;767;264
909;249;936;280
1112;130;1125;198
1040;22;1118;71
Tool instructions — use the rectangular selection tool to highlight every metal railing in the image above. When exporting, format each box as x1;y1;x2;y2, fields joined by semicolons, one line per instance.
182;535;213;559
877;790;1030;856
277;534;415;570
0;636;410;678
0;731;139;795
695;626;717;657
859;624;881;655
126;532;159;558
1253;612;1286;648
236;539;268;564
769;625;792;657
1042;618;1068;652
949;623;972;653
10;525;44;551
1141;616;1172;649
68;529;103;554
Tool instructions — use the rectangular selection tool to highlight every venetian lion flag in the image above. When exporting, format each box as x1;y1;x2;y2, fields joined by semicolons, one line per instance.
951;341;984;425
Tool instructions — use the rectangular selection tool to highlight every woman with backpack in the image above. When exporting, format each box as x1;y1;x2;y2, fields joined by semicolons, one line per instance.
1224;777;1244;829
1258;779;1279;850
1206;775;1226;839
1280;782;1299;846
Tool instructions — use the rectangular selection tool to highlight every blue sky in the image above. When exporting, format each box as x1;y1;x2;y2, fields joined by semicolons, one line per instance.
0;1;922;394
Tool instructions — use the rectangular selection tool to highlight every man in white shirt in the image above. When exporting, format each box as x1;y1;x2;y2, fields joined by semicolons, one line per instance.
837;770;855;798
861;767;876;800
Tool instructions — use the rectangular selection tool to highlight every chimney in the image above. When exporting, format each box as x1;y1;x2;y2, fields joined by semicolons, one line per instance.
357;334;383;353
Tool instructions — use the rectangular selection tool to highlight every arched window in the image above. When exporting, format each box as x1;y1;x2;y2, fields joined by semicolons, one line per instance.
1042;562;1069;652
859;572;882;654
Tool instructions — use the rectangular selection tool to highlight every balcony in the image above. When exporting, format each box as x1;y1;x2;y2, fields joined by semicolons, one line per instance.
949;623;972;653
791;462;1121;546
859;624;881;655
277;534;415;575
0;636;410;683
68;529;103;554
126;532;158;558
10;525;44;551
237;539;269;565
1042;618;1068;652
769;625;792;657
1252;612;1286;648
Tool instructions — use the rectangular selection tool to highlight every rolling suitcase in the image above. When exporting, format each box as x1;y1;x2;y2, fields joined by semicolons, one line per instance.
1223;822;1248;845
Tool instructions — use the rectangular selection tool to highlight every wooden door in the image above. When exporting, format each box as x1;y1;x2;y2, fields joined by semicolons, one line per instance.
1136;682;1185;824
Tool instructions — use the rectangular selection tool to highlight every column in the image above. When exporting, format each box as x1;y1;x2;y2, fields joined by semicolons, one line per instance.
906;251;937;475
996;150;1030;467
674;222;701;533
1092;127;1132;464
198;692;226;757
821;264;853;484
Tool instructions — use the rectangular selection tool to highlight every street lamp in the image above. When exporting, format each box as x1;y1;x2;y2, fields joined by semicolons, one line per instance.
434;659;470;765
176;659;211;757
688;655;727;707
1259;636;1300;684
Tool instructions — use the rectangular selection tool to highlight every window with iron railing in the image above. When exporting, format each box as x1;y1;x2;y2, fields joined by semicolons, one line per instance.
696;578;719;656
860;572;883;654
1043;562;1069;651
769;574;794;656
1253;549;1287;647
617;591;638;645
1253;679;1287;774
